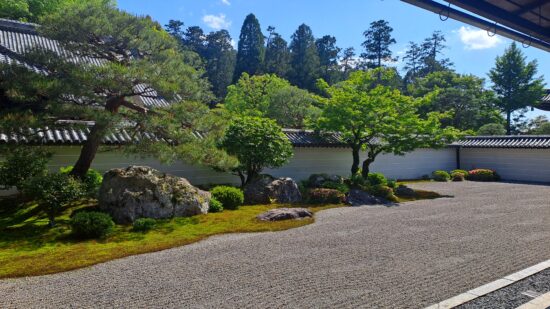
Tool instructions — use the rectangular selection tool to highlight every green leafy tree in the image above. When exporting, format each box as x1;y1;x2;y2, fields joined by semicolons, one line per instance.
0;146;52;191
477;123;506;135
410;71;502;131
489;42;545;135
316;35;341;84
0;0;77;22
288;24;320;91
264;26;290;78
316;69;460;178
220;116;293;187
23;172;83;227
0;0;231;179
224;73;320;128
360;20;396;71
233;14;265;81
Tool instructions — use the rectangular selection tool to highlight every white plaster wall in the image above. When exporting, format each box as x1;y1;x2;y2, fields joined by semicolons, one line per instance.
460;148;550;183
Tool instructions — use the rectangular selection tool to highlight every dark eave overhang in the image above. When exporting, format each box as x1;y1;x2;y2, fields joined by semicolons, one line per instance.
401;0;550;52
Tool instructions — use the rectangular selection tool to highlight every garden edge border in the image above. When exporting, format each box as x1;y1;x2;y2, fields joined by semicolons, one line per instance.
424;259;550;309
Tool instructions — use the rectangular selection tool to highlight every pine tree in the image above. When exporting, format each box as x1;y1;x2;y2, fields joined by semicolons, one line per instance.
288;24;320;91
165;19;185;39
233;13;265;81
360;20;396;70
182;26;207;57
403;41;423;86
204;30;236;99
316;35;341;84
264;26;290;78
489;42;545;135
419;31;452;75
0;0;231;178
340;47;357;80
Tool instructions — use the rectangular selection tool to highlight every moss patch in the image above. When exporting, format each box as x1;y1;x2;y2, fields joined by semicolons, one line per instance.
0;196;340;279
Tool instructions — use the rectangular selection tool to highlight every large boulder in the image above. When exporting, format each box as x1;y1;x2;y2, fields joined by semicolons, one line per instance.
257;208;313;221
244;174;302;205
98;166;210;224
346;189;390;206
394;185;416;198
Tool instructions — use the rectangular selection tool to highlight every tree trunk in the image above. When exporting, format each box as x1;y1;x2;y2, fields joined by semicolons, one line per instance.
351;145;360;175
361;158;374;179
70;123;107;179
70;97;122;179
506;110;512;135
237;170;246;189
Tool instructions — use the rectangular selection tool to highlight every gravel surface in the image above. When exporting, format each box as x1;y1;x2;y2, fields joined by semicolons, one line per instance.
1;181;550;309
457;268;550;309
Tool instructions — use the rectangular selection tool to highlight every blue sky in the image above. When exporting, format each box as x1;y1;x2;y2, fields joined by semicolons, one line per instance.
118;0;549;118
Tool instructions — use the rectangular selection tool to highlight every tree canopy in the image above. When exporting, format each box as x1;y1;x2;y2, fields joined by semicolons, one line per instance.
220;116;293;187
0;0;80;22
288;24;320;91
317;69;460;177
224;73;320;128
361;20;396;70
233;14;265;82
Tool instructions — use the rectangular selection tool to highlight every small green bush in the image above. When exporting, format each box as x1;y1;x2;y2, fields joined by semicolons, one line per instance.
432;170;450;182
451;172;465;182
208;197;223;213
367;172;387;186
70;211;114;239
23;172;84;226
60;166;103;197
368;185;398;202
0;147;52;191
320;181;349;193
451;169;469;177
467;169;500;182
132;218;156;232
348;173;367;187
387;179;397;189
307;188;344;204
211;186;244;210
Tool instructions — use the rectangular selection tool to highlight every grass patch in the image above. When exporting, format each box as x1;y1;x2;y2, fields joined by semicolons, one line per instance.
0;196;340;279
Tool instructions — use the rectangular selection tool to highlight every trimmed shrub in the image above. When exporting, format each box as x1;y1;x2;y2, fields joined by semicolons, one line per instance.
320;181;349;193
60;166;103;197
367;172;387;186
23;172;84;227
369;185;398;202
211;186;244;210
70;211;114;239
451;172;465;182
348;173;367;188
451;169;469;178
432;170;450;182
307;188;344;204
132;218;156;232
467;169;500;182
387;179;397;189
0;147;52;191
208;197;223;213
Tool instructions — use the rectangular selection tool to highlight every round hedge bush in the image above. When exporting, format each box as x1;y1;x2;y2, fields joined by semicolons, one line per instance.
432;170;450;182
467;169;500;182
367;172;387;186
132;218;156;232
70;211;114;239
60;166;103;197
208;197;223;213
451;169;469;178
211;186;244;210
307;188;344;204
451;172;465;182
369;184;398;202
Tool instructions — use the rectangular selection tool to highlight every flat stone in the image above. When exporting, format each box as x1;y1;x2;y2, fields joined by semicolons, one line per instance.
256;208;313;221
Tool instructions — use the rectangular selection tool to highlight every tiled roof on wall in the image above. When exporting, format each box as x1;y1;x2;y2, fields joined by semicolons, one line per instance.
452;136;550;149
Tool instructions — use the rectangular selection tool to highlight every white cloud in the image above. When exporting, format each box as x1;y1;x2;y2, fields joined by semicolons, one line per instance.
457;26;502;50
202;13;231;30
221;0;231;5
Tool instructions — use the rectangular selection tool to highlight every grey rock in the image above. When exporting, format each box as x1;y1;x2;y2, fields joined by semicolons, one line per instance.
244;174;302;205
395;185;416;197
308;173;344;187
256;208;313;221
98;166;210;224
346;189;388;206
